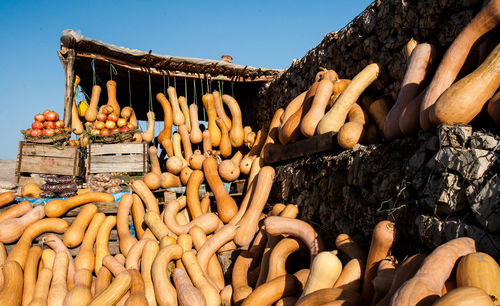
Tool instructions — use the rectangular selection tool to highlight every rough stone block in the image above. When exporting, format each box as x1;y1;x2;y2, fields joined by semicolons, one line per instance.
470;132;499;151
421;172;466;215
438;124;472;148
434;147;496;180
471;175;500;233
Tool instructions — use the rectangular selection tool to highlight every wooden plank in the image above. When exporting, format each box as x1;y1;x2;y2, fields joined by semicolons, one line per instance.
263;132;336;164
89;162;146;173
90;143;145;155
19;156;76;176
91;154;144;164
21;143;77;158
18;176;46;186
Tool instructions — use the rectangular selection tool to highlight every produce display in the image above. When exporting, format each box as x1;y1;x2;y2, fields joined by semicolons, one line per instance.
88;173;123;194
22;109;70;143
38;175;78;198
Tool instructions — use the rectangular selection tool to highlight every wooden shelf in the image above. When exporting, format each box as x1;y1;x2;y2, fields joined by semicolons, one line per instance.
263;132;337;164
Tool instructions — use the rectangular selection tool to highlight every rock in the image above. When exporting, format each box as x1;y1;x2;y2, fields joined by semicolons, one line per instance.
470;132;499;150
0;181;16;190
421;172;466;215
425;135;439;152
434;147;496;180
438;124;472;148
471;175;500;233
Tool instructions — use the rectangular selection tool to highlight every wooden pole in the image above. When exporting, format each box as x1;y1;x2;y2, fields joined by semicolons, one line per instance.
58;48;76;127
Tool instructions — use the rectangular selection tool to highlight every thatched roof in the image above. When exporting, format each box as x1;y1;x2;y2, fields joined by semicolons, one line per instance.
60;29;282;82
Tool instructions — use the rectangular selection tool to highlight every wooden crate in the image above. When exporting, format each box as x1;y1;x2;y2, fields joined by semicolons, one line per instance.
86;143;148;179
15;142;84;185
1;201;122;257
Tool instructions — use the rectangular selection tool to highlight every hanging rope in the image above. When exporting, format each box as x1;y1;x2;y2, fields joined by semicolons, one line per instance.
173;76;177;91
193;78;198;106
109;63;118;80
127;70;132;107
231;81;234;97
200;77;206;121
148;74;153;111
163;72;166;95
184;76;188;101
91;58;96;87
168;75;170;87
218;80;223;96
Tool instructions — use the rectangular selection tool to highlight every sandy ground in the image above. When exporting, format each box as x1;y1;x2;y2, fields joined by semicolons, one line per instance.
0;160;16;183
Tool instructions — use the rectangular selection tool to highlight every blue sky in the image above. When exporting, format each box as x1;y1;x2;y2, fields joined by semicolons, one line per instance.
0;0;372;159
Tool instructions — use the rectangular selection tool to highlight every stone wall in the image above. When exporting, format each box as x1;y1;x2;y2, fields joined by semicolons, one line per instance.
248;0;500;256
245;0;483;128
269;126;499;257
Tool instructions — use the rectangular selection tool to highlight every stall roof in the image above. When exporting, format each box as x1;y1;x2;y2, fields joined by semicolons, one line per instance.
60;29;282;82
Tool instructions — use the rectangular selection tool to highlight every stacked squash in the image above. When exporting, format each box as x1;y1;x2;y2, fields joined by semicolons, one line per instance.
1;187;499;305
141;86;262;193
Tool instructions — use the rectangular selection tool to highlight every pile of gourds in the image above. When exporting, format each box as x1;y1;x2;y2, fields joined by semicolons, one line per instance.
272;0;500;152
0;186;499;305
140;84;265;192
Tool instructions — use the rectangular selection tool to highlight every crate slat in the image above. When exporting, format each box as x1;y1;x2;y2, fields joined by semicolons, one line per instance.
19;156;77;176
91;155;144;163
21;143;78;158
89;163;146;173
90;143;146;155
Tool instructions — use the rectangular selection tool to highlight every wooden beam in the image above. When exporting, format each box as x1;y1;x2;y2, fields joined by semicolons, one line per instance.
74;51;276;83
58;48;76;127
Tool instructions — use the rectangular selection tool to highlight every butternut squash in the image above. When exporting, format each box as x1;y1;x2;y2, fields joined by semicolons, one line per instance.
178;96;191;132
42;234;76;290
148;146;161;175
144;211;176;239
143;172;161;190
141;239;160;306
362;220;395;303
216;118;232;157
390;237;476;306
213;90;232;130
142;111;156;143
75;212;106;271
47;252;69;306
23;246;42;306
106;80;121;117
94;215;116;274
125;239;150;270
8;218;68;269
431;43;500;126
335;233;366;262
376;253;426;306
218;159;240;182
63;203;97;248
220;285;232;306
28;267;52;306
44;192;114;217
317;63;380;135
0;205;45;243
0;191;15;208
399;87;428;136
160;172;182;189
173;132;189;168
232;251;255;304
202;93;221;147
173;268;207;306
117;194;138;256
222;94;244;147
189;226;225;291
242;274;301;306
131;194;146;239
200;196;210;214
64;268;93;306
433;286;495;306
84;85;101;122
235;166;275;246
186;170;204;219
203;156;238;223
260;108;284;159
131;180;160;214
41;248;55;270
121;106;138;128
182;250;221;306
156;93;173;143
263;216;322;261
279;82;320;144
333;258;363;293
337;103;368;149
244;126;253;147
102;254;126;276
164;200;220;236
240;128;265;175
315;68;339;82
0;201;32;224
166;156;184;175
89;271;132;306
301;79;335;137
202;130;212;154
487;90;500;126
0;261;23;305
267;237;302;282
152;244;183;306
329;79;351;108
71;76;84;135
247;156;264;188
197;224;237;275
189;104;203;144
300;251;342;298
94;267;112;297
384;43;436;140
281;91;308;128
296;288;362;306
419;0;500;130
22;184;43;198
456;252;500;304
167;86;185;126
372;258;397;305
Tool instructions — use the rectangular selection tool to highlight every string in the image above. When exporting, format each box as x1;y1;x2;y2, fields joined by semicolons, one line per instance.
200;77;206;121
163;72;166;95
218;80;222;96
184;76;188;101
109;63;118;80
91;58;96;87
128;70;132;107
193;78;197;106
148;74;153;111
231;81;234;97
174;76;177;91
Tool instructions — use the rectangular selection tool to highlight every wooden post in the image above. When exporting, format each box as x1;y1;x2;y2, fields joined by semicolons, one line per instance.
58;48;76;127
